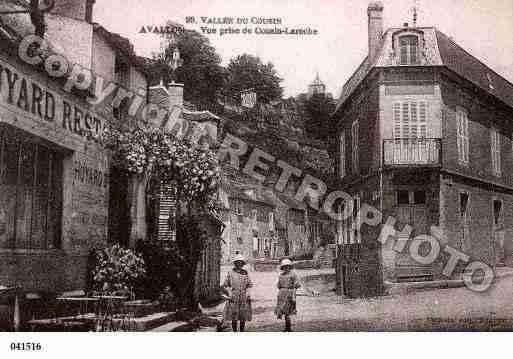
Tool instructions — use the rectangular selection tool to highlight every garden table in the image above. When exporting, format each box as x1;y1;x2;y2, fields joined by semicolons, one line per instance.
92;295;130;331
92;296;127;317
55;297;99;318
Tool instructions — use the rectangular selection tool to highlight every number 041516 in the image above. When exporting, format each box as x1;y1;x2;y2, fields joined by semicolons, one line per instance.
10;343;42;351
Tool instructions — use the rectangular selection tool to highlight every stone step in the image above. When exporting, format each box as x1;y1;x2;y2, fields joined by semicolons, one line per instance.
150;321;189;332
125;311;177;331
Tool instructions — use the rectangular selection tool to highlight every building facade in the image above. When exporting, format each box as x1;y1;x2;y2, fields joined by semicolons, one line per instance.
0;0;114;294
333;2;513;297
0;0;223;306
219;166;336;265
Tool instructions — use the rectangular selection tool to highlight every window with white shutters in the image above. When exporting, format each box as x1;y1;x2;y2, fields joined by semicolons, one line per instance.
352;121;359;174
456;109;469;164
393;101;428;139
491;127;501;176
339;130;346;178
393;103;401;138
419;102;427;138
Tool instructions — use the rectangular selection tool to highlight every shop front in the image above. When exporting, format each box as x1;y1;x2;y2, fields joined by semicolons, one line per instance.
0;51;109;295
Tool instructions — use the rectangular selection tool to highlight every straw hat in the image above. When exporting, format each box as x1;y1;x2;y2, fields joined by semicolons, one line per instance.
232;254;246;264
280;258;293;269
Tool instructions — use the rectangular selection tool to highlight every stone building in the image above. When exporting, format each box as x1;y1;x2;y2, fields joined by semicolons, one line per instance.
0;0;135;295
332;1;513;297
0;0;223;318
146;80;223;301
219;165;336;265
219;166;281;264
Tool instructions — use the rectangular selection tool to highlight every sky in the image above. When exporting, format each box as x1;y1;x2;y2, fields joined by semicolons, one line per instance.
93;0;513;98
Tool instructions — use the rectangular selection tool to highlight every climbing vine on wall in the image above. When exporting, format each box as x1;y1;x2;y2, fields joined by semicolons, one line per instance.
102;123;221;210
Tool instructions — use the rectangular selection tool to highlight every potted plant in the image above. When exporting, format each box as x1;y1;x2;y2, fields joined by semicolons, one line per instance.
92;244;146;297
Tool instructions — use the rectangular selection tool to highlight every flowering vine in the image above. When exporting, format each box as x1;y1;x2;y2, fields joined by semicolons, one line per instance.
102;123;221;209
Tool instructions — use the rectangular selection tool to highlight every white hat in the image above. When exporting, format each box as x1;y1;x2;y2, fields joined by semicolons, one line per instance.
232;254;246;264
280;258;293;269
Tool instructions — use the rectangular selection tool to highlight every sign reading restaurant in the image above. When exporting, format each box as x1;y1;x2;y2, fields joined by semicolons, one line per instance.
0;58;104;141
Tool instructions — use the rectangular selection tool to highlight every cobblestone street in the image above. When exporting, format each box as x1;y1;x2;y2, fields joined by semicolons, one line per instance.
219;267;513;331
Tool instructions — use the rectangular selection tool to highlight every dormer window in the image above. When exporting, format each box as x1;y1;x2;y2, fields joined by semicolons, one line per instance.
399;35;419;65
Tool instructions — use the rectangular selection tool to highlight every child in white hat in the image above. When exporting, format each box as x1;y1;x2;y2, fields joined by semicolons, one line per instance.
274;258;300;332
221;254;253;332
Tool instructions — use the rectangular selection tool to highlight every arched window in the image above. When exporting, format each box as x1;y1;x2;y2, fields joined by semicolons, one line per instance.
399;35;419;65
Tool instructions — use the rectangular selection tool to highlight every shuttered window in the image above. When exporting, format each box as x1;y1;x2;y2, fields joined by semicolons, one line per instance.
339;130;346;178
456;109;469;164
157;182;177;241
0;126;63;250
393;101;428;139
491;127;501;176
351;120;359;174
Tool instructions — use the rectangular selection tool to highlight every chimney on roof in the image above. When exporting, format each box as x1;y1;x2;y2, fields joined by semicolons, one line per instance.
367;1;384;62
51;0;95;23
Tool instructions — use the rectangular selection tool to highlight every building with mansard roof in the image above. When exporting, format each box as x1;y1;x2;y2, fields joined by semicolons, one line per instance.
332;1;513;297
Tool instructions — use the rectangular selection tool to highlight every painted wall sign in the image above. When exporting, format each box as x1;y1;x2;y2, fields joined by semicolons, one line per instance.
73;160;109;188
0;58;104;141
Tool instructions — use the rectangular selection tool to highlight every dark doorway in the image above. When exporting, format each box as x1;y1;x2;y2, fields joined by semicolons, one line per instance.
108;166;131;246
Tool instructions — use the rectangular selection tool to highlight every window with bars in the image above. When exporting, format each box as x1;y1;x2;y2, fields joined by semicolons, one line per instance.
399;35;419;65
393;101;427;139
339;130;346;178
351;121;359;174
0;126;63;250
456;109;469;164
491;127;501;176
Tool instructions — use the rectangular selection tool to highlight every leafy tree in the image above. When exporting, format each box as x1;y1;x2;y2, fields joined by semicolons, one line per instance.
303;93;336;142
151;26;226;110
224;54;283;104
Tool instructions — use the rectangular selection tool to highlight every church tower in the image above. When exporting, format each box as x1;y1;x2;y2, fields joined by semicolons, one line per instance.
307;72;326;99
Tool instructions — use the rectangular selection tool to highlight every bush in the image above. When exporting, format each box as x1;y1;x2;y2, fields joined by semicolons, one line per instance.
136;214;207;309
92;244;146;296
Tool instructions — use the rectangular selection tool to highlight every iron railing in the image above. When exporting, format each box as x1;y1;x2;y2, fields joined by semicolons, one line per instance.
383;138;441;166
